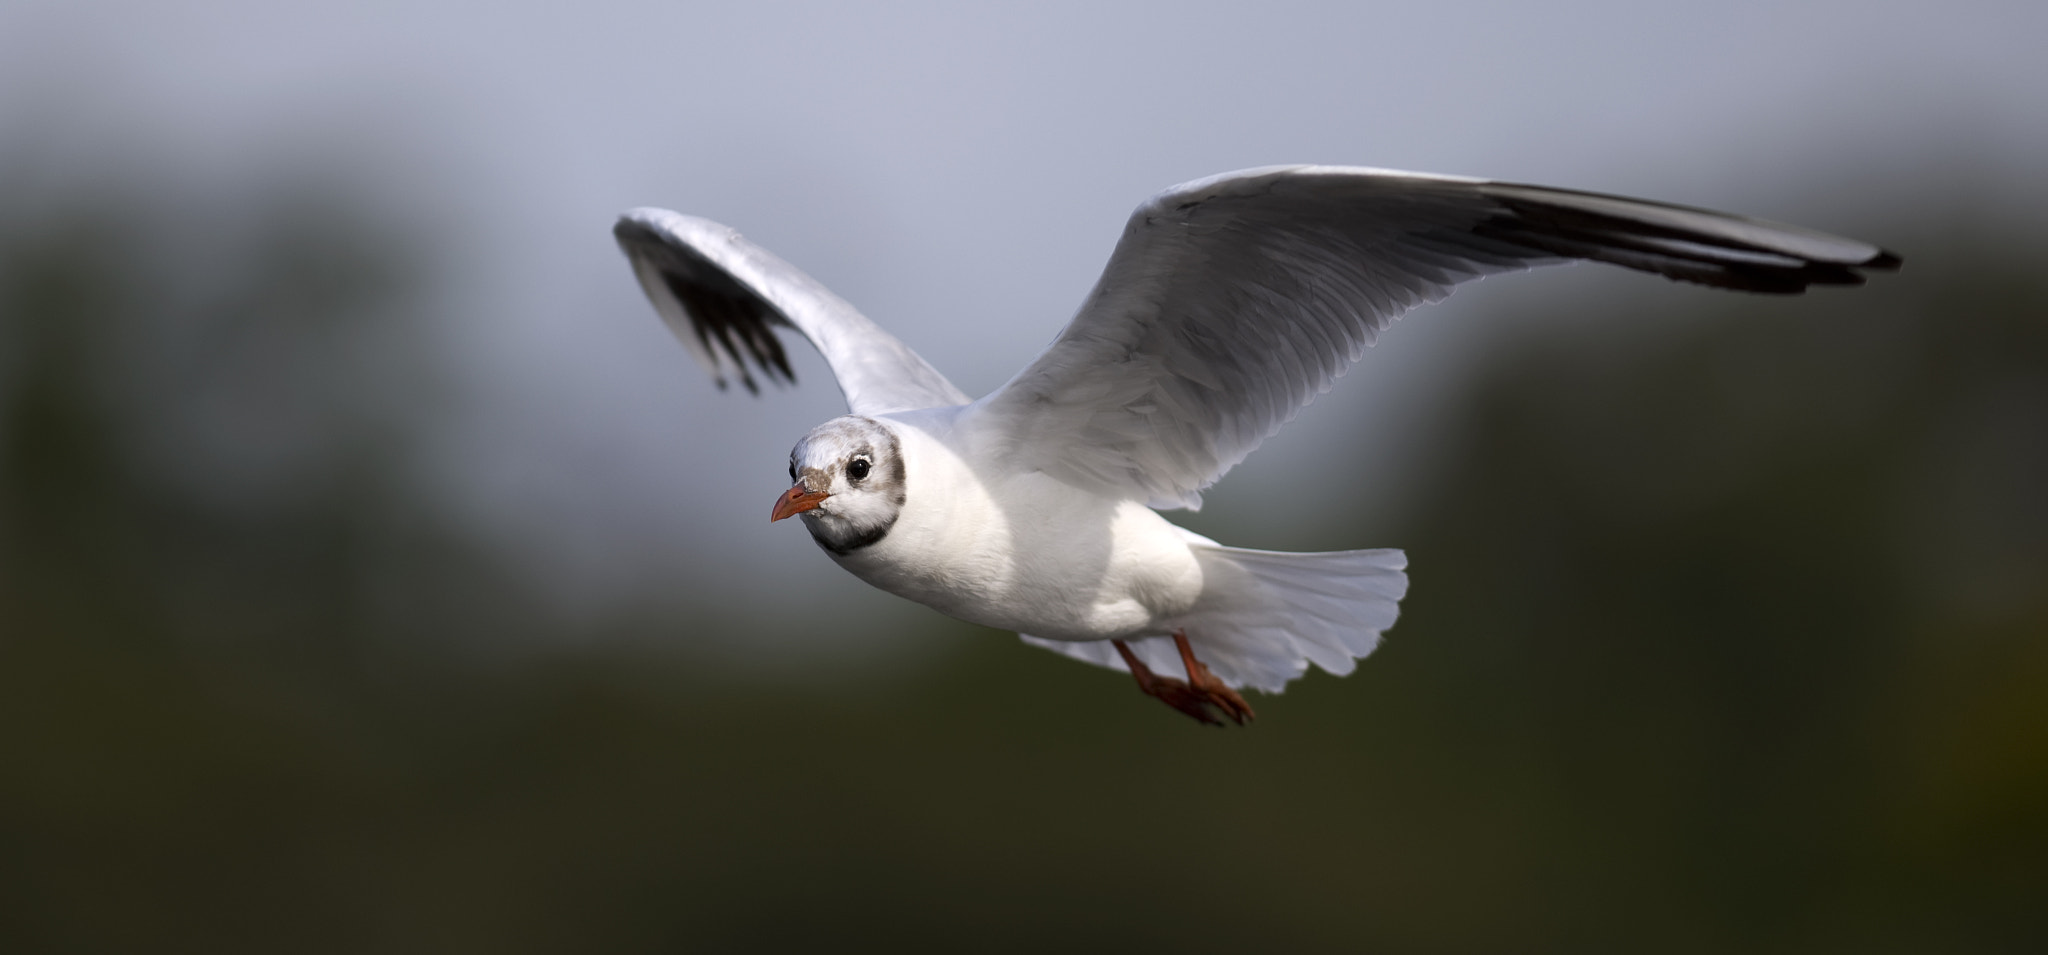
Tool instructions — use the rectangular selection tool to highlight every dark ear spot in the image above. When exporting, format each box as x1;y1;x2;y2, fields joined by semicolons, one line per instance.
885;433;907;506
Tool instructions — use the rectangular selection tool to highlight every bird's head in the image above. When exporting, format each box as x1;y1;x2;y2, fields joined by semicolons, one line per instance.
771;415;906;554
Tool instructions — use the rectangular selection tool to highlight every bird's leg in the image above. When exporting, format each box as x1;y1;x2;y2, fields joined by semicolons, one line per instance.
1111;634;1254;726
1112;639;1221;726
1171;630;1255;725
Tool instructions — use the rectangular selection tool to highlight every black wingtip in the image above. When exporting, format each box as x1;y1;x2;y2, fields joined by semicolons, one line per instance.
1480;195;1907;294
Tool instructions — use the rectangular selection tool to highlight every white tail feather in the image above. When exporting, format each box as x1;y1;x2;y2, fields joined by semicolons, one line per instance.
1021;544;1408;693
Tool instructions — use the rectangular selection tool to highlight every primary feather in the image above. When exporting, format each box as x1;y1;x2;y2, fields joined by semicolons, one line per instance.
615;209;969;415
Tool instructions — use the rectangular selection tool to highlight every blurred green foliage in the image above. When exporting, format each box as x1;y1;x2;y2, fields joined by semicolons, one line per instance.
1;177;2042;953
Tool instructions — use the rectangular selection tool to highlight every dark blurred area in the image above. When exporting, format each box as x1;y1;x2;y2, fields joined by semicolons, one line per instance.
1;164;2042;953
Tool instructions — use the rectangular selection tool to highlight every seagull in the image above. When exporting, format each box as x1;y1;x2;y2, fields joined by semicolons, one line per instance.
614;165;1899;726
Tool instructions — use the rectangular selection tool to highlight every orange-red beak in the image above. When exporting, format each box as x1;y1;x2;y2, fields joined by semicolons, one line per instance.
770;483;830;522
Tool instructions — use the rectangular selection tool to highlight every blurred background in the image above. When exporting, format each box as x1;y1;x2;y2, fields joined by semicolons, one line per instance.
2;1;2044;950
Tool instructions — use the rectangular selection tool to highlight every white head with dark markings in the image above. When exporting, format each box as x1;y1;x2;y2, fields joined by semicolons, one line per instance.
769;416;907;555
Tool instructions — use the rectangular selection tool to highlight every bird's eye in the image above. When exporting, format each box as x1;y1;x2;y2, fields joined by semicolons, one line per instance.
788;461;797;482
848;457;871;481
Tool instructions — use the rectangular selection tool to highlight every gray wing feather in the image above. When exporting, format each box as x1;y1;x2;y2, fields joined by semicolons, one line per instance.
969;165;1899;509
615;209;969;416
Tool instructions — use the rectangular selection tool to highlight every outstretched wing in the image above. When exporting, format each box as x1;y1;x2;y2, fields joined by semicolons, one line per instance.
615;209;969;416
968;165;1900;509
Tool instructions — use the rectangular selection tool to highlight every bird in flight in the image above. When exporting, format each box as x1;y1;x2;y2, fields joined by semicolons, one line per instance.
614;165;1898;726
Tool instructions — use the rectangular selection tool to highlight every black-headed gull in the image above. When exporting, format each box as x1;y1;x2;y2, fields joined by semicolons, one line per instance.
615;166;1898;725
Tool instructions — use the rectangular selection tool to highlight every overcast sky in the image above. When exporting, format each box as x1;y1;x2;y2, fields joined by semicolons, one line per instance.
4;1;2043;641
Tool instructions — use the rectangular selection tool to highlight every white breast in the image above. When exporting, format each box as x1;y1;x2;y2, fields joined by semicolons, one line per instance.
827;411;1204;641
